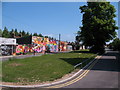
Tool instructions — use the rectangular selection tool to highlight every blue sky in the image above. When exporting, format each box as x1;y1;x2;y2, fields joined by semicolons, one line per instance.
2;2;119;42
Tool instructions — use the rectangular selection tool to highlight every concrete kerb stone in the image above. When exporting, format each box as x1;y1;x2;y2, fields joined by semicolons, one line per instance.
1;52;104;88
74;54;98;68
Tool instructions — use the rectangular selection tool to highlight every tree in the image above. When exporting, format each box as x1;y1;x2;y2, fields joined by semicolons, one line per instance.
26;32;30;36
15;29;19;36
45;36;48;38
2;27;10;38
109;38;120;51
9;29;15;38
77;1;118;54
0;29;2;37
18;30;22;37
21;30;26;37
33;33;38;36
38;33;43;37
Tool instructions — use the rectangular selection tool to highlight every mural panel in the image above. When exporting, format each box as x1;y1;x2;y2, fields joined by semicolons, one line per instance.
16;36;69;54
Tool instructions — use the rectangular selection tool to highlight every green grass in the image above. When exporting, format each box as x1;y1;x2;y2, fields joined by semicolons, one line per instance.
2;50;96;84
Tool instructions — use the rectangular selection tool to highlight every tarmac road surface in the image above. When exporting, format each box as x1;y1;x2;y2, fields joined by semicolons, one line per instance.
63;50;120;88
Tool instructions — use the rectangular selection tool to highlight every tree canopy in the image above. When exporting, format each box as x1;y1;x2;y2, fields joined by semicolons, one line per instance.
109;38;120;51
0;29;2;37
77;1;118;54
1;27;48;39
2;27;10;38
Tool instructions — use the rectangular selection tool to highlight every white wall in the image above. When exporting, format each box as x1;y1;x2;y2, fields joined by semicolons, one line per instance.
0;37;16;45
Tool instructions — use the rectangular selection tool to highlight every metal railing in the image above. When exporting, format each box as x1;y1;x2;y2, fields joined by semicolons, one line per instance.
74;54;97;68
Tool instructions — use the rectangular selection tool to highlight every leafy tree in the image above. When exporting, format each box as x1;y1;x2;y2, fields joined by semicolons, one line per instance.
109;38;120;51
77;1;118;54
18;30;22;37
0;29;2;37
26;32;30;36
33;33;38;36
21;30;26;37
45;36;48;38
9;29;15;38
38;33;43;37
15;29;19;36
2;27;10;38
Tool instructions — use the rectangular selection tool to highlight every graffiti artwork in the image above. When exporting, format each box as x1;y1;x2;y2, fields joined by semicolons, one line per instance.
16;45;30;54
16;36;69;54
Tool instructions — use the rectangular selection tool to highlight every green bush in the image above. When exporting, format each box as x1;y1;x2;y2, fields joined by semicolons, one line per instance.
109;38;120;51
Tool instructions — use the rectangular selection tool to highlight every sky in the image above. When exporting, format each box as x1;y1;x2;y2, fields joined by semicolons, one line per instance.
0;1;2;29
118;1;120;38
2;2;119;42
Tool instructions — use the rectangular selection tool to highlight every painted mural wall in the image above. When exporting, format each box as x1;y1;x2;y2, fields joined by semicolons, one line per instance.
32;36;58;53
16;45;30;54
16;36;67;54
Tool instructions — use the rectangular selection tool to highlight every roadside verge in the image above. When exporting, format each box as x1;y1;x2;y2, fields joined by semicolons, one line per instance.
1;55;102;88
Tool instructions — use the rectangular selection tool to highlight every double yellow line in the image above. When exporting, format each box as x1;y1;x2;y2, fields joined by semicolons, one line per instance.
46;59;98;88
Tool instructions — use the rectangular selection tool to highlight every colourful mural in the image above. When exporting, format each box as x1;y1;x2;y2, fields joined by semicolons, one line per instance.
16;45;30;54
16;36;68;54
16;45;23;54
32;36;58;53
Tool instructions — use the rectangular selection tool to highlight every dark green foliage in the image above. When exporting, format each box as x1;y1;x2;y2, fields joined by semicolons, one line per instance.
1;26;52;39
2;27;10;38
77;1;118;54
21;30;26;37
0;29;2;37
9;29;15;38
18;31;22;37
109;38;120;51
38;33;43;37
14;29;19;36
45;36;48;38
33;33;38;36
26;32;30;36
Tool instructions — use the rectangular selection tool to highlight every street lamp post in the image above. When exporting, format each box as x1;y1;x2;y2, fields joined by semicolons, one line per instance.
58;34;61;52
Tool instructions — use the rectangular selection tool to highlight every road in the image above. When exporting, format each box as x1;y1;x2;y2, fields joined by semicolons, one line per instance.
1;50;120;89
63;50;120;88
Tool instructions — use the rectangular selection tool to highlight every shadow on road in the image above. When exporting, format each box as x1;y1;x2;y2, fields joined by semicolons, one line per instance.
61;50;120;73
85;51;120;72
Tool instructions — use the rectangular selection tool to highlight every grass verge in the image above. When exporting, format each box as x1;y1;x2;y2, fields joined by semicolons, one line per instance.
2;50;96;85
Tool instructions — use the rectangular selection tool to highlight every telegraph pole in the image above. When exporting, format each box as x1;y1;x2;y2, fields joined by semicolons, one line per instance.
58;34;61;52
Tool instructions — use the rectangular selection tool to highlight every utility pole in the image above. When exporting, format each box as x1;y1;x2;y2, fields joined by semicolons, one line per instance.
58;34;61;52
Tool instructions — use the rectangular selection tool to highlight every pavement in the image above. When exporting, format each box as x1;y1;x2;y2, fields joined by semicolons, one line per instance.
1;49;120;89
0;51;70;61
0;54;43;61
